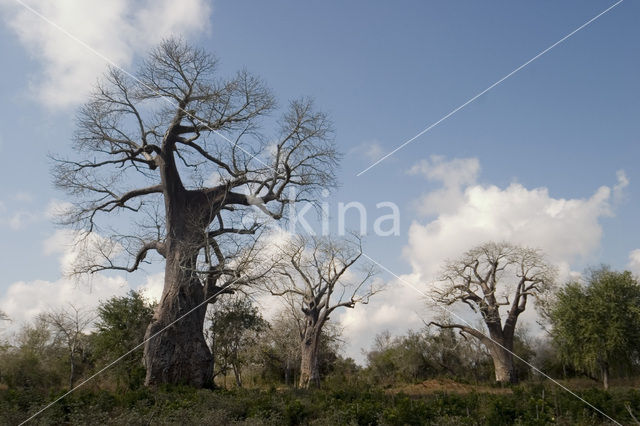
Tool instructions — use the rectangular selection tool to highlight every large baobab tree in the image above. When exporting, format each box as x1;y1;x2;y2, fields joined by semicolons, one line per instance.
429;242;556;384
268;235;379;388
53;38;338;387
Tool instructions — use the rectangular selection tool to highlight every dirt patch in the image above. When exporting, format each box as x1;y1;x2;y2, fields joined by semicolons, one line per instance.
389;378;512;396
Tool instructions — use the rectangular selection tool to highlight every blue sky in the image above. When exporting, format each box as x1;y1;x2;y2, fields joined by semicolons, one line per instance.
0;0;638;360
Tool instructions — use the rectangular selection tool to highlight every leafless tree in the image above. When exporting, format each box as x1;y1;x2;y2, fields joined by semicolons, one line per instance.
52;38;339;387
267;234;380;388
429;242;556;383
41;305;95;389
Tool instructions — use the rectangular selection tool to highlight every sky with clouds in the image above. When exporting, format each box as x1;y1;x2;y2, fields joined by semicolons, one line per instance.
0;0;638;364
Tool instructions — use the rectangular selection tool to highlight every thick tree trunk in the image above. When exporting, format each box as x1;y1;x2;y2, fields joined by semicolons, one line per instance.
143;248;213;387
299;333;320;388
489;344;516;384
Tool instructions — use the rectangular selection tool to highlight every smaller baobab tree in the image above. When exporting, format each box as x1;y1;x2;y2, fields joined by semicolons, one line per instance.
267;234;380;388
429;242;556;384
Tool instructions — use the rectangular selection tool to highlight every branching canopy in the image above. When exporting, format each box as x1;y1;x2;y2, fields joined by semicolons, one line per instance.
430;242;557;342
52;38;339;290
266;234;381;339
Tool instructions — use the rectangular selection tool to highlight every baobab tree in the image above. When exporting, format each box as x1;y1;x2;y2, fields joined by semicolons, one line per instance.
429;242;556;383
267;235;379;388
52;38;338;387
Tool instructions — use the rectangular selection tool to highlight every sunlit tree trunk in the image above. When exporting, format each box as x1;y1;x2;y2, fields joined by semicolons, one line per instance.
299;329;321;388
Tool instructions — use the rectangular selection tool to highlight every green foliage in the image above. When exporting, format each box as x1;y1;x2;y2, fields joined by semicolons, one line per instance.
92;291;155;389
0;318;67;389
208;296;269;387
3;383;639;425
549;267;640;385
364;328;495;385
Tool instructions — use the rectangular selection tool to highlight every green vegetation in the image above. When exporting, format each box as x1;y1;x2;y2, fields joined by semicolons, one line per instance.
2;382;639;425
549;267;640;390
2;279;640;424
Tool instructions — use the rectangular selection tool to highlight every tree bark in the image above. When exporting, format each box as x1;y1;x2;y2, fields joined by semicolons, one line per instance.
143;244;213;387
299;331;320;388
489;343;516;384
232;363;242;388
601;362;609;390
69;350;75;389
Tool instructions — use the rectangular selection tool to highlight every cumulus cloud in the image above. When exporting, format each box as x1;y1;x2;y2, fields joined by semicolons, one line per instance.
138;272;164;304
405;158;627;282
1;0;212;107
338;275;425;361
44;199;73;220
628;249;640;276
0;276;129;330
409;155;481;215
0;229;161;336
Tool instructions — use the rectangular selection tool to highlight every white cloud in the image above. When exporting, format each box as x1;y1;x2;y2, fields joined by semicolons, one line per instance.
351;140;385;162
0;193;47;229
409;155;481;216
628;249;640;276
0;276;129;331
7;210;40;230
44;199;73;220
1;0;212;107
138;272;164;304
405;158;625;282
408;155;480;188
337;277;425;362
0;229;159;336
613;169;629;203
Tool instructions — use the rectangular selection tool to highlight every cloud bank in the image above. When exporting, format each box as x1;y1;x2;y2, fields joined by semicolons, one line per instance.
1;0;212;107
0;229;163;337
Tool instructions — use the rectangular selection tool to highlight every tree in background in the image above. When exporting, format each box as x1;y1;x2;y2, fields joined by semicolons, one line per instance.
207;295;268;387
52;38;339;387
267;235;379;388
41;305;94;389
0;317;65;389
429;242;556;384
549;267;640;389
257;309;342;387
365;327;494;385
92;291;155;389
